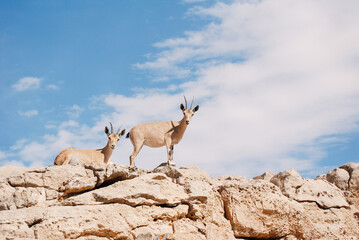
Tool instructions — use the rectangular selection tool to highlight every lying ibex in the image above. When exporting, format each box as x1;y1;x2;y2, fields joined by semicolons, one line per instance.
54;123;126;166
126;96;199;170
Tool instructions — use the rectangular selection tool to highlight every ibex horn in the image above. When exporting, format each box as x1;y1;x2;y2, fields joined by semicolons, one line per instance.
184;95;188;109
190;97;194;110
109;122;114;134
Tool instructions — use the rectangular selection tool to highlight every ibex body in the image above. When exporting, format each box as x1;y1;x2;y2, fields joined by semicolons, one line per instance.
127;97;199;169
54;123;125;166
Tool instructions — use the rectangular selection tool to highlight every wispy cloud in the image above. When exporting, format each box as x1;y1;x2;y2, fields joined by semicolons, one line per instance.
66;104;85;119
45;124;57;129
18;110;39;118
127;0;359;177
59;120;80;129
0;160;25;167
46;84;59;90
10;139;29;151
12;77;42;91
14;121;107;167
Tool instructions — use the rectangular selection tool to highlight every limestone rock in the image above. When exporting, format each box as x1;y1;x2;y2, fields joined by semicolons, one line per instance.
8;165;92;191
153;165;211;184
63;176;98;195
271;169;349;208
253;171;275;181
173;219;206;240
13;187;47;209
1;164;146;210
270;169;302;194
0;165;36;181
90;163;144;186
300;202;359;239
0;163;359;239
315;174;326;181
0;204;190;240
326;162;359;210
292;179;349;208
0;182;16;210
339;162;359;189
218;178;304;239
176;165;211;183
326;167;350;190
153;165;182;180
64;173;189;207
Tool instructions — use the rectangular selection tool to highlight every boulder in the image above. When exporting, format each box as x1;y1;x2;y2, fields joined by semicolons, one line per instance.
326;163;359;210
339;163;359;189
271;169;349;208
218;178;304;239
326;167;350;190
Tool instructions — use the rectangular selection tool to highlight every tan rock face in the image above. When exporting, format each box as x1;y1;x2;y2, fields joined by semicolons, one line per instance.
0;163;358;239
64;173;189;207
326;167;350;190
271;169;349;208
325;162;359;212
218;178;304;239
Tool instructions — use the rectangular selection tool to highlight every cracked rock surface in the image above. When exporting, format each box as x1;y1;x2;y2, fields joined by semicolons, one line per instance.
0;163;358;239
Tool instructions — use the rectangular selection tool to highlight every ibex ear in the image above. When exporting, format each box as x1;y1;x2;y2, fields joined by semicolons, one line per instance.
105;126;110;135
119;129;126;136
193;105;199;112
180;104;185;111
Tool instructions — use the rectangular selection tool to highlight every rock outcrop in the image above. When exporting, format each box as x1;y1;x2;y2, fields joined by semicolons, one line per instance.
0;163;358;240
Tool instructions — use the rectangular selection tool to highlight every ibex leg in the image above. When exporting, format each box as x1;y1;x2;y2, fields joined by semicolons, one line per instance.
167;145;175;166
129;143;143;170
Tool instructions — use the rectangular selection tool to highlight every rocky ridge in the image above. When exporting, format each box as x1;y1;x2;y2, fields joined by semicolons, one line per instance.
0;162;358;240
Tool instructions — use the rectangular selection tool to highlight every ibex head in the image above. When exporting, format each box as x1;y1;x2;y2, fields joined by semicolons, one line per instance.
104;122;126;149
180;96;199;125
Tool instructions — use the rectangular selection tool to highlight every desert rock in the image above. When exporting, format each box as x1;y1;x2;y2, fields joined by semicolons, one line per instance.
0;163;358;239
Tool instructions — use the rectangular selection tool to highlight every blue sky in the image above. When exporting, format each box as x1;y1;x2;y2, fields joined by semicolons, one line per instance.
1;0;206;142
1;0;359;178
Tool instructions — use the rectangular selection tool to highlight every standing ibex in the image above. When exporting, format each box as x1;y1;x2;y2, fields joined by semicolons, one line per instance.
54;123;126;166
126;96;199;170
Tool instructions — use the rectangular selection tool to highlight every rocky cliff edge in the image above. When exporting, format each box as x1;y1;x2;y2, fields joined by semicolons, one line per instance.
0;162;359;240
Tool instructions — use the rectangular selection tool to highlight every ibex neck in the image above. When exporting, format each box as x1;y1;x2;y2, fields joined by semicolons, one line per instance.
178;116;188;133
101;143;114;163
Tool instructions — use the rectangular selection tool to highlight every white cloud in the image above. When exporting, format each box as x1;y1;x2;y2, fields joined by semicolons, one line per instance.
0;151;6;159
18;110;39;118
15;122;104;167
45;124;57;129
12;77;42;91
10;139;29;151
59;120;80;129
0;160;25;167
129;0;359;177
46;84;59;90
66;105;85;119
